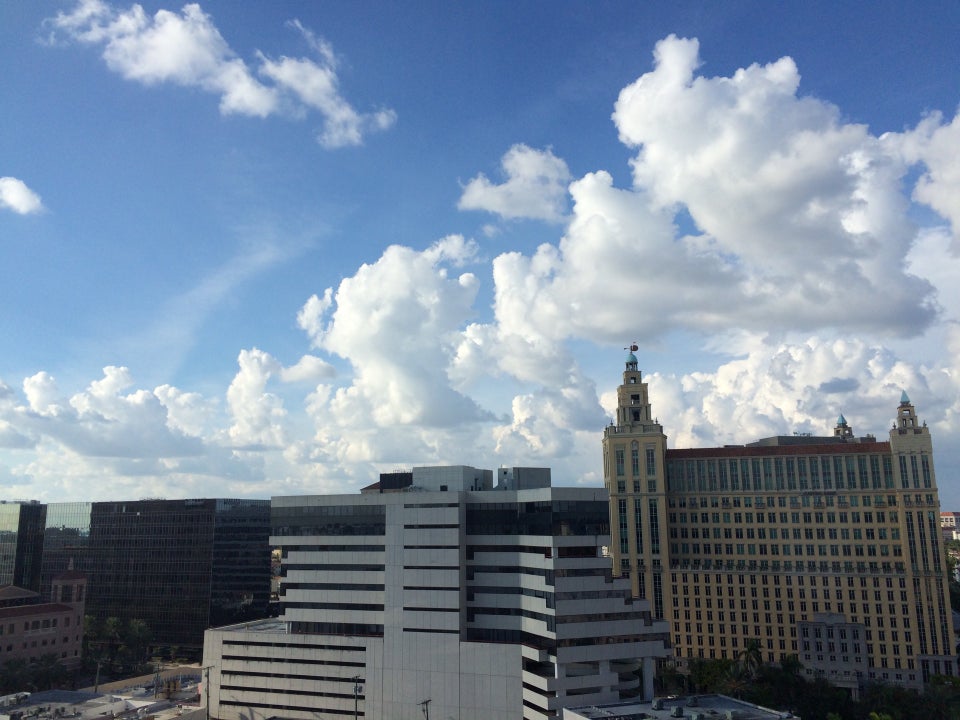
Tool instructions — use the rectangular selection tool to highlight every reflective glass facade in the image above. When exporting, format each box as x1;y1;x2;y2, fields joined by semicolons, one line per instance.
41;502;92;597
0;501;46;591
40;499;271;653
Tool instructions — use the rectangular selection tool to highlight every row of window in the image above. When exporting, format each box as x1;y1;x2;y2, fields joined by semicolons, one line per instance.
668;493;936;512
613;444;657;478
663;454;932;493
1;617;71;634
672;508;900;525
672;522;899;540
670;542;902;558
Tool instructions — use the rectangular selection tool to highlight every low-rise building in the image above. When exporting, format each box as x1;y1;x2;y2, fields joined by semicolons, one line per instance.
0;571;86;670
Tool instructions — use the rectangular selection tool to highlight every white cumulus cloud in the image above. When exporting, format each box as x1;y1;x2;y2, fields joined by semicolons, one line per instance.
226;348;286;450
892;109;960;246
279;355;336;384
631;335;941;455
45;0;395;146
299;235;491;431
470;35;938;354
459;144;572;222
0;177;44;215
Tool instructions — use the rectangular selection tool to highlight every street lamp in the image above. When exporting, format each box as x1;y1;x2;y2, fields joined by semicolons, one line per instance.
201;665;215;720
352;676;363;719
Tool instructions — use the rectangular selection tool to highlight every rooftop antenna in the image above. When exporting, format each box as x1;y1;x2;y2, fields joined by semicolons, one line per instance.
419;698;431;720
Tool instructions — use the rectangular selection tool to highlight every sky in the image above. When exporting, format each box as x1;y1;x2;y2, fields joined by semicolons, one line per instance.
2;1;960;507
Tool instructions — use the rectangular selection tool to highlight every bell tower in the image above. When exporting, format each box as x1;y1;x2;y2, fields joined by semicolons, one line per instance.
602;345;670;618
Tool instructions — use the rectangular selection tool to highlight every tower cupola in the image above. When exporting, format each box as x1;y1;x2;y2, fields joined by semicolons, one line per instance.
895;390;920;432
834;413;854;440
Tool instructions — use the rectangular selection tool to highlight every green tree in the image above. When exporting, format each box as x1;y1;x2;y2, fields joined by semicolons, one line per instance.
779;653;803;678
654;662;686;695
30;653;66;690
120;618;153;671
737;638;763;679
0;658;32;693
688;657;735;693
922;675;960;720
722;662;751;699
102;616;122;669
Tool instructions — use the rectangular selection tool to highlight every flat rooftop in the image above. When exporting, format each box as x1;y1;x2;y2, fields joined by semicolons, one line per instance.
212;618;289;633
563;694;796;720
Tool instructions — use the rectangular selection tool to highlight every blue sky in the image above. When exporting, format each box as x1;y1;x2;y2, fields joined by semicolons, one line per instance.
2;0;960;505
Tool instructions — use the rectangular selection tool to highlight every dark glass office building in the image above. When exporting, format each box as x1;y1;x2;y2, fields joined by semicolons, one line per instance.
41;499;271;654
0;501;46;592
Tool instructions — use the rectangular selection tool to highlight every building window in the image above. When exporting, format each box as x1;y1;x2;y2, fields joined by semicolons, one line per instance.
618;499;629;554
634;498;644;554
649;500;661;555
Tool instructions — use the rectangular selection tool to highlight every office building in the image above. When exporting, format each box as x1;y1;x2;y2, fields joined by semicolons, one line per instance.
40;499;271;654
202;466;669;720
0;501;46;593
604;349;955;692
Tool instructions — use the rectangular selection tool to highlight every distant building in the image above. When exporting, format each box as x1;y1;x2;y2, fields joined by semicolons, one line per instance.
604;349;955;693
0;571;86;670
203;466;670;720
940;512;960;541
39;499;271;655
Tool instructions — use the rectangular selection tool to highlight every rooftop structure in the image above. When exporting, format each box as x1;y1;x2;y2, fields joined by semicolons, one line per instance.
562;693;797;720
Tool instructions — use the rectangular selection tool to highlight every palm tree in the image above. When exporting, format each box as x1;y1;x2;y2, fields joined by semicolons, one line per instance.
779;653;802;677
121;618;153;671
654;662;686;695
91;616;123;671
31;653;66;690
737;638;763;679
722;662;750;699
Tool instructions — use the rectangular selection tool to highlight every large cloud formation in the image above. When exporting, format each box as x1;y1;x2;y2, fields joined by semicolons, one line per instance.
466;36;939;345
45;0;396;147
4;34;960;504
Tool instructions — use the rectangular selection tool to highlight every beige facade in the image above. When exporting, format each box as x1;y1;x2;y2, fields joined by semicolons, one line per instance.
603;351;955;692
0;571;86;670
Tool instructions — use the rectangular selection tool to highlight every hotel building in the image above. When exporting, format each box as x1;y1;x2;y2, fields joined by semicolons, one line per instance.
604;349;954;693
